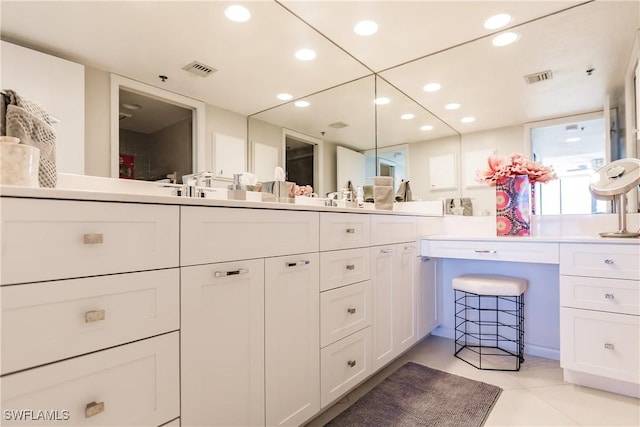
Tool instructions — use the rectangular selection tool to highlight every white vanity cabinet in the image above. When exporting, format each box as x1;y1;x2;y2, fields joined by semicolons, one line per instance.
318;213;374;409
0;197;181;427
265;253;320;427
181;259;265;427
370;215;418;371
560;242;640;398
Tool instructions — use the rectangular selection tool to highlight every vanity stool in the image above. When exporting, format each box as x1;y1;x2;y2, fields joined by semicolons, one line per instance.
453;274;527;371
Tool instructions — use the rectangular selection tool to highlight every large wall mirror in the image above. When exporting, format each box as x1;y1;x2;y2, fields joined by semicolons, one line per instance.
2;1;637;214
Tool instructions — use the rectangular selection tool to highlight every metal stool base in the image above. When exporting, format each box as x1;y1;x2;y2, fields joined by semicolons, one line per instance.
454;289;525;371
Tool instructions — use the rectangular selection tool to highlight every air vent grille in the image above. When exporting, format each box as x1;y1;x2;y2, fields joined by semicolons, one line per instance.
524;70;553;84
329;121;349;129
182;61;217;77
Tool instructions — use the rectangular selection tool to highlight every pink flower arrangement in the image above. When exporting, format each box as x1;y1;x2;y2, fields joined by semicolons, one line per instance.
294;184;314;196
476;153;557;186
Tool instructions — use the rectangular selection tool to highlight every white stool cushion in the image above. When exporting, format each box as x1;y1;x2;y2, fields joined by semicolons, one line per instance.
452;274;527;296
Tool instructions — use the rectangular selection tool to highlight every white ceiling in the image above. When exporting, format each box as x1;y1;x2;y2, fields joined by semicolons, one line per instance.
1;0;638;149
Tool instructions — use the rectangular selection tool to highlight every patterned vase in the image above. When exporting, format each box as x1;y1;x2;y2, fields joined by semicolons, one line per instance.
496;175;531;236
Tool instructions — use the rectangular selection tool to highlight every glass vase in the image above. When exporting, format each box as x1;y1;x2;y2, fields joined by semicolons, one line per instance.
496;175;531;236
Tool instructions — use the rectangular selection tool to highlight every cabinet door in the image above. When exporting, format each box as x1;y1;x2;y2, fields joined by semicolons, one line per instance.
181;259;265;427
371;245;395;371
417;257;439;340
395;243;417;354
265;253;320;427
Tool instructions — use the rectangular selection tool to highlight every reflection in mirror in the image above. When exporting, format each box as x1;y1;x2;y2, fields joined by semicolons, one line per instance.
248;75;375;196
379;1;637;215
374;76;461;201
118;89;192;183
110;75;206;182
526;112;609;215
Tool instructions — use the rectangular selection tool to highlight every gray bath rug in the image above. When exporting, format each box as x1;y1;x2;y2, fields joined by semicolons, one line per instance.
325;361;502;427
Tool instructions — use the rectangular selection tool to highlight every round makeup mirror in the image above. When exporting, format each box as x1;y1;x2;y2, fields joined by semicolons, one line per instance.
589;158;640;237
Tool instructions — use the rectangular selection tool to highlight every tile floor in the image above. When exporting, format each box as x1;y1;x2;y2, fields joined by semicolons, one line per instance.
305;335;640;427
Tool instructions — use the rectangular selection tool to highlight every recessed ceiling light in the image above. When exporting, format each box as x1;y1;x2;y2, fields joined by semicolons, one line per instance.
277;93;293;101
445;103;461;110
374;97;390;105
461;116;476;123
294;100;310;108
484;13;511;30
224;5;251;23
492;31;520;47
565;137;581;143
121;103;142;110
420;125;434;131
354;20;378;36
401;113;415;120
423;82;441;92
295;49;316;61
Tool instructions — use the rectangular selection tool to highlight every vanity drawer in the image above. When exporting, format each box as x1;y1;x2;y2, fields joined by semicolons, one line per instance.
320;213;370;251
181;207;319;265
320;280;372;347
560;243;640;280
370;214;416;245
0;332;180;427
560;275;639;316
560;308;639;384
1;269;179;375
1;198;179;285
320;248;371;291
320;327;372;408
425;239;559;264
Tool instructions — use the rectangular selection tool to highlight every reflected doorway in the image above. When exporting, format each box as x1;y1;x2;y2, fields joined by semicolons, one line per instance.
284;132;320;190
118;89;192;183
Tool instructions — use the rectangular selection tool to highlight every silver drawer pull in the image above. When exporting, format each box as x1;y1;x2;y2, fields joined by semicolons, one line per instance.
85;309;106;323
475;249;497;254
347;360;357;368
604;293;615;300
347;307;356;314
346;264;356;270
346;228;356;234
286;260;311;268
85;401;105;418
604;259;614;265
604;343;615;350
404;245;415;250
83;233;103;244
380;249;393;254
214;268;249;278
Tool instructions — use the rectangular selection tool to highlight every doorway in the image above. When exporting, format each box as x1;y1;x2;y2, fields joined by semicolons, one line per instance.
118;89;192;182
283;129;322;193
110;74;206;180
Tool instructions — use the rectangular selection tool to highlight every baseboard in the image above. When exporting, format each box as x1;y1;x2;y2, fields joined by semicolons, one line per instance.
431;326;560;360
564;369;640;398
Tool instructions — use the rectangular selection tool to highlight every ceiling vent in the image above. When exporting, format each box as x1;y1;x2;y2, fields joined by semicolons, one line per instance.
329;121;349;129
119;111;132;120
524;70;553;84
182;61;217;77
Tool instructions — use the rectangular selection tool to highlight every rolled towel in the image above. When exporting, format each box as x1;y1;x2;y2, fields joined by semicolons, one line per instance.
373;185;393;210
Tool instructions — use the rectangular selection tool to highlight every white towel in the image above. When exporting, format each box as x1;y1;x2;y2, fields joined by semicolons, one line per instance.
374;185;393;210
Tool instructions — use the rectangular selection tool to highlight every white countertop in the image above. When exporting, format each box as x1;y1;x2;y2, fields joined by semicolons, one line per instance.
423;234;640;245
0;184;443;217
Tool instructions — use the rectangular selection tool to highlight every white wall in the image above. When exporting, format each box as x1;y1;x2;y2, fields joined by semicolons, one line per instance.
2;41;85;174
407;134;460;202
